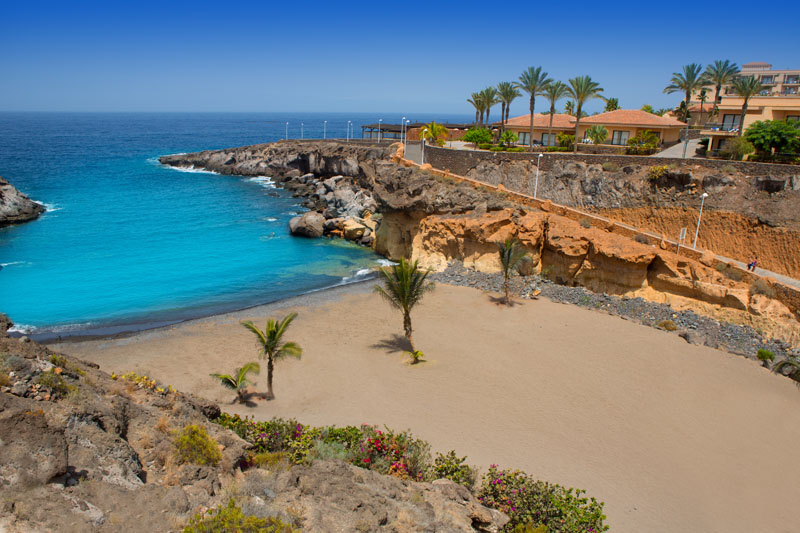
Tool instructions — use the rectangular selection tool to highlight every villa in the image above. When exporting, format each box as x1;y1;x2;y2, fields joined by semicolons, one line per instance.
500;109;685;146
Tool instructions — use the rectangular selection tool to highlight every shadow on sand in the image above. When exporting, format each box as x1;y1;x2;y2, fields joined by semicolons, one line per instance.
371;334;412;354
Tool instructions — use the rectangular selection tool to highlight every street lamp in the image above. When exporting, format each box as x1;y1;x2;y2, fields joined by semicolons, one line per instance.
692;192;709;249
421;128;428;164
301;122;304;140
378;119;382;142
323;120;327;139
533;153;544;198
401;116;406;146
404;120;410;151
285;122;288;140
347;121;351;142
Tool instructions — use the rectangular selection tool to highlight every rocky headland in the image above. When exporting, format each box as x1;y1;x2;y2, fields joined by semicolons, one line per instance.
0;177;44;226
160;141;800;347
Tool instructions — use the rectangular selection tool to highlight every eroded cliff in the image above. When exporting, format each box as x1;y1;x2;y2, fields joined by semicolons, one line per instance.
0;177;44;226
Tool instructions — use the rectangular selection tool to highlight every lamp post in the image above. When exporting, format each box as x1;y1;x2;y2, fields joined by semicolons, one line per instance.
285;122;288;140
401;116;406;146
378;119;382;142
692;192;709;249
404;120;410;151
347;121;351;142
533;153;544;198
421;128;428;165
301;122;304;140
323;120;327;139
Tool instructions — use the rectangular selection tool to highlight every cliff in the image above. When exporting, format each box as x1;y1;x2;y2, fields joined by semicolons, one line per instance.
0;177;44;226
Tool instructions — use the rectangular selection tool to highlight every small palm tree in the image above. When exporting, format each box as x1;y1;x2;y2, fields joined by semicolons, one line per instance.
698;88;709;124
543;81;569;146
241;314;302;400
467;93;481;128
419;121;449;146
567;75;604;153
704;60;739;117
497;81;521;131
730;76;764;136
604;98;620;112
586;125;608;145
663;63;705;110
374;258;434;354
516;67;553;146
641;104;655;114
497;238;528;306
480;87;499;128
564;100;575;116
773;357;800;387
210;362;260;403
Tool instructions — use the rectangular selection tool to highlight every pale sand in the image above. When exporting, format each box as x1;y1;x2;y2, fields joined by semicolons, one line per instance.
56;283;800;532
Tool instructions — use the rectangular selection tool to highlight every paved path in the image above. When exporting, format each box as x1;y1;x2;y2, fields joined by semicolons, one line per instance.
717;255;800;289
655;139;702;158
404;142;422;164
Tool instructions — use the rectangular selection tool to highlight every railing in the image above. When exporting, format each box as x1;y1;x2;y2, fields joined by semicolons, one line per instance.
702;122;739;133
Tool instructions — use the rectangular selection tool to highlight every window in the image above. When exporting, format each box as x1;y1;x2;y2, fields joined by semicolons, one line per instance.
518;132;530;145
541;133;557;146
761;76;775;84
611;131;629;145
786;76;800;84
722;114;741;131
787;115;800;122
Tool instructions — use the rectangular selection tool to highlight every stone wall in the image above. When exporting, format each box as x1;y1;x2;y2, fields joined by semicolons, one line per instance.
425;145;800;178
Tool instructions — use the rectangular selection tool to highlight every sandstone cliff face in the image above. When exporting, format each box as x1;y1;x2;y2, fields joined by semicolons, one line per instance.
0;177;44;226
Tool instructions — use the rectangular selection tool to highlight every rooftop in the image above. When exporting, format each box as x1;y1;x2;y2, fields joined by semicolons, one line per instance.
579;109;686;127
501;113;575;129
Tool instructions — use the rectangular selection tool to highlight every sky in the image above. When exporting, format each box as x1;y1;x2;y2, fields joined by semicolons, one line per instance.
2;0;799;117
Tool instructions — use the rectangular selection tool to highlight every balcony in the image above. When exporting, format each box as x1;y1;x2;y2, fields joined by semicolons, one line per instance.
701;122;739;136
785;77;800;85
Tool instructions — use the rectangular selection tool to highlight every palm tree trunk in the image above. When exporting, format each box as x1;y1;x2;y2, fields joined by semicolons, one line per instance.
403;312;414;352
504;276;511;306
500;102;506;132
474;110;479;128
713;85;721;118
266;356;275;400
573;106;582;153
738;101;748;136
548;104;555;147
528;96;535;147
505;106;510;127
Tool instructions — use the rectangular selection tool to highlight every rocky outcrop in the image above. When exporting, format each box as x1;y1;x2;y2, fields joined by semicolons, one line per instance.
0;177;44;226
289;211;324;237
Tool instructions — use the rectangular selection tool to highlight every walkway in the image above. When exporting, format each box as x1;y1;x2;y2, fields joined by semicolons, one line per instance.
655;138;702;158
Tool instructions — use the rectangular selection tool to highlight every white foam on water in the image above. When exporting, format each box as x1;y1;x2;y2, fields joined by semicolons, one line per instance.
375;258;397;267
8;324;35;334
264;217;278;222
339;268;376;284
247;176;276;189
163;165;221;175
33;201;62;212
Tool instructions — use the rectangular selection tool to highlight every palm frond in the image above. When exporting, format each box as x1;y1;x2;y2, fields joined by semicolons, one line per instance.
210;373;237;390
279;341;303;359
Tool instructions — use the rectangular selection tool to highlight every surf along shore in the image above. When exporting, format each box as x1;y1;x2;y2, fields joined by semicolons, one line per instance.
56;277;800;533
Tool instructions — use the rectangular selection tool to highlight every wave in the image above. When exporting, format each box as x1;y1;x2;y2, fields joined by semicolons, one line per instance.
33;201;62;212
8;323;35;334
375;258;396;267
0;261;31;268
247;176;275;189
162;164;221;175
262;217;278;222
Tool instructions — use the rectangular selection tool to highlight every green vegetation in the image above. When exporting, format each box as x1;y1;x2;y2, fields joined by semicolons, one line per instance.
374;258;434;355
49;354;86;377
647;165;669;181
750;278;776;298
663;63;705;113
657;320;677;331
478;466;608;532
0;370;11;388
405;349;425;365
556;132;575;149
730;76;765;136
241;313;302;400
743;120;800;158
431;450;476;489
499;130;519;147
546;146;570;152
174;424;222;466
497;238;529;305
36;370;76;398
757;349;775;367
419;121;449;147
463;127;493;148
184;498;297;533
628;130;661;155
566;75;604;153
604;97;619;112
703;60;740;118
601;162;619;172
210;362;260;403
719;137;755;161
497;81;522;130
543;81;570;146
515;66;553;147
585;124;608;145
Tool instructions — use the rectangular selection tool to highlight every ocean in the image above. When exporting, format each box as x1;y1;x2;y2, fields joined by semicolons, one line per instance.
0;112;468;339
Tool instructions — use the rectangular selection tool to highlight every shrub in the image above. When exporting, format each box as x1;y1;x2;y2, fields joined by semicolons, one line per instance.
250;451;289;470
626;130;660;155
657;320;677;331
49;354;85;376
715;262;743;281
578;217;592;229
647;165;669;181
490;146;506;152
750;278;776;298
634;234;649;245
36;370;77;398
321;425;363;450
174;425;222;466
405;350;425;364
757;349;775;363
478;466;608;532
352;425;431;481
601;162;619;172
585;125;608;145
431;450;476;489
556;133;575;149
719;137;755;161
287;426;322;465
744;120;800;156
184;498;297;533
507;147;526;152
463;128;494;148
0;371;10;388
478;142;494;150
499;130;519;147
546;146;570;152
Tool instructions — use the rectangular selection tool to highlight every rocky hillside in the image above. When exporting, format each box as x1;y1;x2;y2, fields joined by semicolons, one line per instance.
0;177;44;226
0;316;507;532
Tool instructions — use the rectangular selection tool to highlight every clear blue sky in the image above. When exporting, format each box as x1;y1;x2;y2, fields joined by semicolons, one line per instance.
2;0;798;116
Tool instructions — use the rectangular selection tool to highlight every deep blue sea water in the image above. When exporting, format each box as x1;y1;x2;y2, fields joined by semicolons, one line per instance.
0;112;468;339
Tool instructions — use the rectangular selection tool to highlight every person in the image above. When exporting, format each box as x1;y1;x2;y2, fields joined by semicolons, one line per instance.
750;257;758;272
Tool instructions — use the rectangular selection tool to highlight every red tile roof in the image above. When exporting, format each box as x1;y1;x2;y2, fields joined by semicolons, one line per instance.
502;113;575;129
579;109;685;127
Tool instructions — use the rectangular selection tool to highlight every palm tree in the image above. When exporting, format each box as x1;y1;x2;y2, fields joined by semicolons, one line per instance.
240;313;302;400
663;63;705;110
543;81;569;147
698;88;709;124
467;93;481;128
210;362;260;403
604;98;620;112
481;87;499;128
374;258;434;353
516;67;553;146
564;100;575;116
586;124;608;145
497;82;521;131
497;238;528;306
641;104;655;114
419;121;449;145
703;60;739;118
567;75;604;153
730;76;764;136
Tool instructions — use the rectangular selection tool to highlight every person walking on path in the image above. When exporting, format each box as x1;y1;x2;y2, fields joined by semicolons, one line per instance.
747;257;758;272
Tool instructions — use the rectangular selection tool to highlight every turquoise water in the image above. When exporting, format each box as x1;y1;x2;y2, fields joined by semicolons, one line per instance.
0;112;474;339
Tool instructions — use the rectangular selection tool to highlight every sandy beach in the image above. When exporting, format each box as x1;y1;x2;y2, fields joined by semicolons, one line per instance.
55;281;800;533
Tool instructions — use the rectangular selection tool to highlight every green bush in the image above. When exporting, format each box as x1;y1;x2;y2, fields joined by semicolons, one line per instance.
757;349;775;363
750;278;776;298
174;425;222;466
490;146;506;152
478;142;494;150
499;130;519;147
743;120;800;156
478;466;608;532
719;137;755;161
431;450;476;489
626;130;661;155
546;146;570;152
507;147;526;152
49;354;86;377
556;133;575;149
463;128;494;147
601;162;619;172
586;125;608;145
647;165;669;181
36;370;77;398
184;498;298;533
250;451;288;470
657;320;677;331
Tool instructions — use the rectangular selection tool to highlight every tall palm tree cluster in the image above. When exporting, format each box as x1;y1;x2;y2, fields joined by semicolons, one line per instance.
664;60;762;133
468;67;605;152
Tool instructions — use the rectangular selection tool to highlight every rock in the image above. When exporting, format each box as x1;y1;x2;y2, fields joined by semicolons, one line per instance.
342;219;366;241
679;330;703;345
0;407;68;487
0;177;45;226
323;217;343;233
288;212;324;238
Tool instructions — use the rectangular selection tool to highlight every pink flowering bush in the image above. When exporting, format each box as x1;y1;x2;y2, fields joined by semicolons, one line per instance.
478;466;607;532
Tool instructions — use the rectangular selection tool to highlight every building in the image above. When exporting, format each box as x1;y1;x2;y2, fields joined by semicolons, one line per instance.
360;122;474;141
501;110;685;146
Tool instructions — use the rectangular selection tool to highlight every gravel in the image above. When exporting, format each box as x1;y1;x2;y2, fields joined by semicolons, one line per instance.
430;262;799;364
